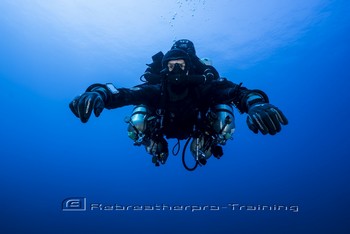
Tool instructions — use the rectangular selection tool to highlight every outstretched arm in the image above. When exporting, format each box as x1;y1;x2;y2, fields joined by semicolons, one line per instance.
69;83;160;123
208;78;288;135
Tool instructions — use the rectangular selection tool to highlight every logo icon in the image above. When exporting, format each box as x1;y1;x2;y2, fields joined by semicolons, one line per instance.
62;197;87;211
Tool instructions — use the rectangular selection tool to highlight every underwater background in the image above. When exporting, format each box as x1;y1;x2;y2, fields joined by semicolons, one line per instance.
1;0;349;233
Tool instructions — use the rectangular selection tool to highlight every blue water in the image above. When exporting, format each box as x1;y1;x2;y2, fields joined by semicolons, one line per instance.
1;0;349;233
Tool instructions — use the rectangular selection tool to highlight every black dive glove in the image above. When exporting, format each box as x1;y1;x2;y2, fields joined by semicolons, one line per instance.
69;92;104;123
247;103;288;135
69;85;110;123
244;91;288;135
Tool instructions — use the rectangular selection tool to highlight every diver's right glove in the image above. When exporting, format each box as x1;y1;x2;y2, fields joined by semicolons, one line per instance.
69;91;105;123
69;84;111;123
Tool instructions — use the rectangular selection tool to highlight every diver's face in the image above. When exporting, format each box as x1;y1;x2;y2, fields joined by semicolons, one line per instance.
167;59;186;72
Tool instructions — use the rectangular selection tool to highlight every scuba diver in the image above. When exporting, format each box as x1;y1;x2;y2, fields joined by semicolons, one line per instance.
133;39;228;167
69;40;288;171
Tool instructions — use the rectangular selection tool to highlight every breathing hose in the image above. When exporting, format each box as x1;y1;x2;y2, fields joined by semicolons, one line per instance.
182;137;198;171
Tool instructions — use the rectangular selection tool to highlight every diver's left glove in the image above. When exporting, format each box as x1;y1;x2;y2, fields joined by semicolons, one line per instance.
69;85;109;123
247;103;288;135
244;91;288;135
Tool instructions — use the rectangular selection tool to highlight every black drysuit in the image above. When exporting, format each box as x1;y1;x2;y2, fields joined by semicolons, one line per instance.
90;78;267;140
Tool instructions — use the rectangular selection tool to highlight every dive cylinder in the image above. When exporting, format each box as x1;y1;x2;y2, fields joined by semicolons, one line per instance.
212;104;235;145
127;105;149;143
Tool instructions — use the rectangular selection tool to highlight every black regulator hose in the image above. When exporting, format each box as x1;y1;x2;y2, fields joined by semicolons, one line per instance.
182;137;198;171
